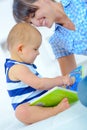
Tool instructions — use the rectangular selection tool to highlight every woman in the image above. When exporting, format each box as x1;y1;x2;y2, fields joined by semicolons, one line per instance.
13;0;87;75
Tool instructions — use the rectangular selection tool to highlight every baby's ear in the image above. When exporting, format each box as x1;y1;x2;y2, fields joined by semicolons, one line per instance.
17;43;23;53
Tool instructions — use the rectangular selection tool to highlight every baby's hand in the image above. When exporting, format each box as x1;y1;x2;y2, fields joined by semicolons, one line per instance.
62;75;75;87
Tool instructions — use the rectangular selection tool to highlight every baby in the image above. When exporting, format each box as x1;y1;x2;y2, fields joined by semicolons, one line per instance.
5;23;74;124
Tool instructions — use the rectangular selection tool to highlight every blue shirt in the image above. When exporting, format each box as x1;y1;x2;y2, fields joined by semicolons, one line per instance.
49;0;87;58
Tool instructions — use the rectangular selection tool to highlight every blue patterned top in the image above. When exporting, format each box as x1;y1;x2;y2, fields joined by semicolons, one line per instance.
49;0;87;58
4;59;47;110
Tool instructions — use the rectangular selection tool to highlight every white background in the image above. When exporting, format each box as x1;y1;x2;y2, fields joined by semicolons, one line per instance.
0;0;87;130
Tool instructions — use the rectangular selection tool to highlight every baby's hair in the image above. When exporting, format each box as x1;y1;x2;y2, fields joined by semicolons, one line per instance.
7;22;41;51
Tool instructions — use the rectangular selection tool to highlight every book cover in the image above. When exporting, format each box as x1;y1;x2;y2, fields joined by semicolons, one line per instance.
30;87;79;107
30;65;84;107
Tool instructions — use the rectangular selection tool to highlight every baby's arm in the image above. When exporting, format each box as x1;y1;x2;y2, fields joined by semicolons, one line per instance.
9;64;74;90
15;98;70;125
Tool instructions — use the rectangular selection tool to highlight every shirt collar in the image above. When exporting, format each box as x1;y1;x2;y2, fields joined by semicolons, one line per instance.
60;0;71;7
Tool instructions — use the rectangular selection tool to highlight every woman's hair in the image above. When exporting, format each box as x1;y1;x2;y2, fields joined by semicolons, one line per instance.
13;0;38;23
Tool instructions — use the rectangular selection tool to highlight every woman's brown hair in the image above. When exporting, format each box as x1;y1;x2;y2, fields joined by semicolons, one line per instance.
13;0;38;23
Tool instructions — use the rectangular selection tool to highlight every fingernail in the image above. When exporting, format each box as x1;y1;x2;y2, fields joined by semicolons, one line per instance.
71;76;75;83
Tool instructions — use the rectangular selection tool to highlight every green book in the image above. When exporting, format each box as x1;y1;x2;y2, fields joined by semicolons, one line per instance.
30;65;85;107
30;87;79;107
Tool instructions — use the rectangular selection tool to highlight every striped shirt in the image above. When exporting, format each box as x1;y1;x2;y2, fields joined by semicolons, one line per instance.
49;0;87;58
4;59;47;110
